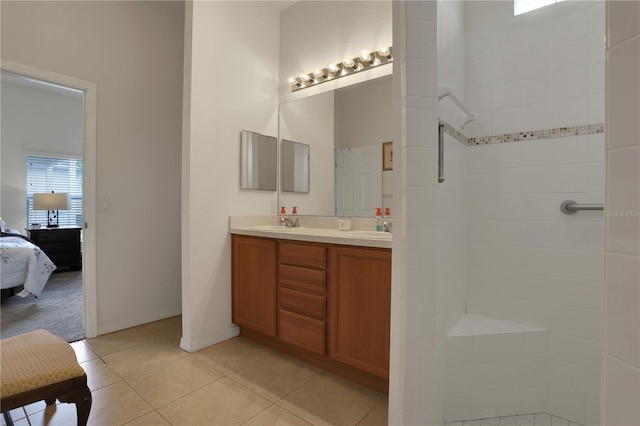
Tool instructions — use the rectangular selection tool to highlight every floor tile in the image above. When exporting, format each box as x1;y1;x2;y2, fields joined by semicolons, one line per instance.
80;358;122;391
123;410;171;426
24;403;78;426
102;338;188;378
84;326;157;357
535;413;552;425
125;356;224;408
551;417;569;426
517;415;535;426
499;417;519;426
242;405;311;426
229;351;320;402
158;377;272;425
142;315;182;345
88;381;153;425
357;397;388;425
483;418;501;426
277;372;381;426
464;421;482;426
194;336;273;375
71;340;98;363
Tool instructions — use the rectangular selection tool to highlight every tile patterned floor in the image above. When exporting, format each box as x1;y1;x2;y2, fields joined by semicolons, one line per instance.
1;316;388;426
444;413;582;426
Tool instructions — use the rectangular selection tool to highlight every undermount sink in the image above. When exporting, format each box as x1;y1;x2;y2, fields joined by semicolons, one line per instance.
250;225;310;232
348;230;392;239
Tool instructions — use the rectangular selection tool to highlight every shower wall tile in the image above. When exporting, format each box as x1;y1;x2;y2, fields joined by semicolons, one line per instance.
603;253;640;368
602;355;640;426
465;130;604;424
603;9;640;423
465;1;605;137
606;0;640;48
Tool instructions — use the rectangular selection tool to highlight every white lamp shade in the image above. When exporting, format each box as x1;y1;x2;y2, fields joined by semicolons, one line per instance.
33;193;70;211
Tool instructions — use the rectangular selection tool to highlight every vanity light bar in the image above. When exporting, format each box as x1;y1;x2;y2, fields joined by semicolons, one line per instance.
289;46;393;92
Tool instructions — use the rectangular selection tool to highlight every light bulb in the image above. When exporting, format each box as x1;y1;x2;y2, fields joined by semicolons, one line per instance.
359;49;373;63
327;63;340;74
299;73;312;82
313;69;326;78
378;46;391;58
343;56;356;69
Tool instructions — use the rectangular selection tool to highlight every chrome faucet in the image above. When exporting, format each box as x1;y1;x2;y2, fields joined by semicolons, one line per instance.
282;217;300;227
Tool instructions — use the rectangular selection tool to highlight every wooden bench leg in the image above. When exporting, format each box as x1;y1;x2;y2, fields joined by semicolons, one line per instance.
45;397;56;406
2;411;14;426
58;386;92;426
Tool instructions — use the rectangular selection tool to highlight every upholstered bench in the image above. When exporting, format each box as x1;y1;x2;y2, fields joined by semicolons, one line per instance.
0;330;91;426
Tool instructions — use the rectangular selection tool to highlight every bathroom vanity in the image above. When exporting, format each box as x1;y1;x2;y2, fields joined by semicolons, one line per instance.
230;223;391;393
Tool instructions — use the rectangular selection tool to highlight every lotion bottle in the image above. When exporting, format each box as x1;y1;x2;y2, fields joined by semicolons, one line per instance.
375;207;383;231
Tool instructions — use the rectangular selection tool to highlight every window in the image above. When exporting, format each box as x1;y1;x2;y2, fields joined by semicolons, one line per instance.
514;0;563;15
26;155;83;227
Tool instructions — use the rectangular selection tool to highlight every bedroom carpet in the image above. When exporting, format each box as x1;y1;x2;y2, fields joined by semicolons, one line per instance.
1;271;84;342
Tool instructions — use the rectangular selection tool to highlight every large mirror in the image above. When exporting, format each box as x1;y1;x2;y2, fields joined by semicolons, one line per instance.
278;75;392;217
281;140;310;193
240;130;277;191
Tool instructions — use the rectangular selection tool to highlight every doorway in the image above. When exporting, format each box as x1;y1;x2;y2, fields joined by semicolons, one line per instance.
0;61;97;338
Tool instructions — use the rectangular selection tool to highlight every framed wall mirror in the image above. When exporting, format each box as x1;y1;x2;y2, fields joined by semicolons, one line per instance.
278;75;392;217
281;139;310;193
240;130;277;191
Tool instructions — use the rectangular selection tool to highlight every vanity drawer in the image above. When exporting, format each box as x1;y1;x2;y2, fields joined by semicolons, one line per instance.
279;287;326;319
279;309;326;355
279;242;326;270
279;264;326;294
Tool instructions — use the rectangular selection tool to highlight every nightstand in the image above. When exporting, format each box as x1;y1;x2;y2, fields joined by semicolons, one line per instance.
27;227;82;270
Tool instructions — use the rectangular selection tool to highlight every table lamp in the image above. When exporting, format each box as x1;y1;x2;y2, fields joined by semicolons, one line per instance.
33;192;70;228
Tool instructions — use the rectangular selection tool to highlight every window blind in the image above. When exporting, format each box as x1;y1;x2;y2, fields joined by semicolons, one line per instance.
26;155;83;227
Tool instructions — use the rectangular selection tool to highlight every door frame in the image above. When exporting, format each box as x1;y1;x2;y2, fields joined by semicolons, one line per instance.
2;60;98;338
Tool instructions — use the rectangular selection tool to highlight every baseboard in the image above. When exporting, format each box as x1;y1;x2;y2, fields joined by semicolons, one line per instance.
96;305;182;336
180;325;239;352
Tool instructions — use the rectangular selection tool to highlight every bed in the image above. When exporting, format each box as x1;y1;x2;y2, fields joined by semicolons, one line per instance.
1;231;57;298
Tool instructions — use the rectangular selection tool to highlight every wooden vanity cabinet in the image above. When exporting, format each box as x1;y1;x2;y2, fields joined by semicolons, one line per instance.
231;235;277;336
330;246;392;378
278;241;328;355
231;234;391;392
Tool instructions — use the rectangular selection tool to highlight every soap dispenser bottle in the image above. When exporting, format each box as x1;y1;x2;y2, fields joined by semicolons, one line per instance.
279;206;287;225
375;207;383;231
383;207;392;233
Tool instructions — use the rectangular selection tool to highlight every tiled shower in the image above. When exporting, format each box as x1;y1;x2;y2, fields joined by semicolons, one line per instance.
391;1;610;425
440;1;605;424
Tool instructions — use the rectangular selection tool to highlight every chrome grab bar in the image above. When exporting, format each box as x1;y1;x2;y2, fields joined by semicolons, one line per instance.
561;200;604;214
438;123;445;183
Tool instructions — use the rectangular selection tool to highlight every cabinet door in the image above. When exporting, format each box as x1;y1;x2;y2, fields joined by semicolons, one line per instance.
330;246;391;378
232;235;277;336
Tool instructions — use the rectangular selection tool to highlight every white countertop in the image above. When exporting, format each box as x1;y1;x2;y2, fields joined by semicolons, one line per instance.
230;225;392;249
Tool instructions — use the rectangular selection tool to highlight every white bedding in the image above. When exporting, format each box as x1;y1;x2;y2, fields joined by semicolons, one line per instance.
0;236;57;297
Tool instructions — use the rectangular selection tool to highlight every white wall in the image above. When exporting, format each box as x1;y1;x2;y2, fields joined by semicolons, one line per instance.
1;76;83;231
182;1;280;351
1;1;184;334
465;1;605;137
279;91;334;216
602;2;640;425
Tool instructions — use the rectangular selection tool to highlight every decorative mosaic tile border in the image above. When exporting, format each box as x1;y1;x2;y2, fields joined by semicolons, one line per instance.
440;121;605;146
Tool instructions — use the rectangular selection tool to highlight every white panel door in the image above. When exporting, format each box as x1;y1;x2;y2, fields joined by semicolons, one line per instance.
335;145;382;217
